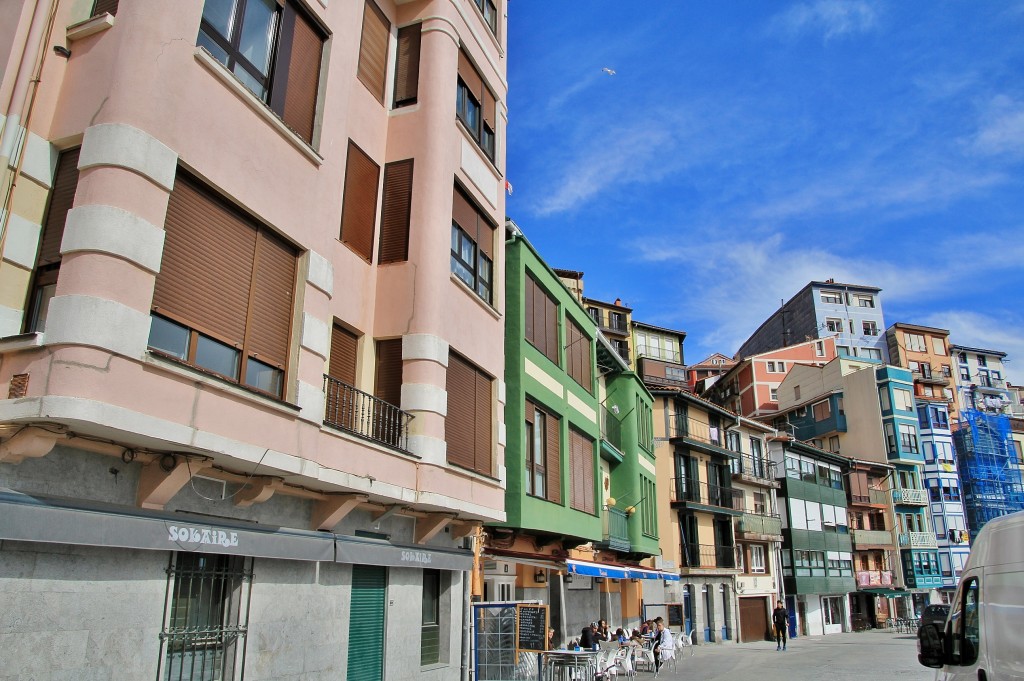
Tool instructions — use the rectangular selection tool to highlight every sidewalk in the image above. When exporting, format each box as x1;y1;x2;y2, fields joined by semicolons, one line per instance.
649;629;932;681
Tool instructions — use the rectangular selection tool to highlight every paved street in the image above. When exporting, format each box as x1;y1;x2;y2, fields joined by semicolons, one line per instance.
651;630;932;681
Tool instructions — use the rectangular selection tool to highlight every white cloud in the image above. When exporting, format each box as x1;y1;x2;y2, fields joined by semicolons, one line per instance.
769;0;879;40
917;310;1024;384
970;95;1024;158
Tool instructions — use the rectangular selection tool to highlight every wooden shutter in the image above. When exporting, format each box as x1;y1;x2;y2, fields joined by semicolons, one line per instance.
546;408;561;504
567;318;592;392
340;141;380;262
245;229;296;369
154;173;256;347
570;429;594;514
37;147;80;266
378;159;413;264
357;0;390;103
273;4;324;144
91;0;117;16
524;277;535;344
474;368;492;474
545;294;558;365
329;324;358;385
446;353;476;471
393;24;421;107
374;338;403;408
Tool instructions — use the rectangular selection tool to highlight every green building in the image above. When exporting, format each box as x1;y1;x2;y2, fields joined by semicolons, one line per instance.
481;223;660;640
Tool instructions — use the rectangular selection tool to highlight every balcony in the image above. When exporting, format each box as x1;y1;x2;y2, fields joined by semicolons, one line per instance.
602;506;631;552
323;375;413;452
913;370;950;387
892;488;928;505
670;417;737;458
730;455;780;488
681;543;738;571
735;512;783;540
600;405;623;456
851;528;895;548
898;532;937;548
670;478;744;514
856;570;893;587
850;488;890;507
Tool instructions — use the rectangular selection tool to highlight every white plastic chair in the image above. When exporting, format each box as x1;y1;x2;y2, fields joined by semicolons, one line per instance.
659;630;677;673
611;646;636;677
675;629;696;657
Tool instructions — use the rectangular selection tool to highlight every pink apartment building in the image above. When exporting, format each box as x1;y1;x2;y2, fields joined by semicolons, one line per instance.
706;337;837;419
0;0;507;678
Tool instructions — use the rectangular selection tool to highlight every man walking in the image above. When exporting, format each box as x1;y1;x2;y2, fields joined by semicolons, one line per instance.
773;600;789;651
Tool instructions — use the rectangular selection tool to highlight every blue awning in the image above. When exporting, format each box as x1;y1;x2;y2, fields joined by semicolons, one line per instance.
565;559;680;581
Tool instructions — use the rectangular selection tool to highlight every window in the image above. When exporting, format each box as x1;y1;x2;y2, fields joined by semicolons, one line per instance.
160;553;252;681
812;399;831;421
885;423;896;452
894;389;914;412
150;171;297;397
959;367;971;382
26;147;80;333
524;275;558;365
608;311;627;332
931;337;946;355
586;307;601;325
641;475;657;538
828;435;840;453
863;321;879;336
198;0;325;143
325;323;359;430
525;400;561;503
820;290;842;304
815;341;826;357
472;0;498;34
393;24;421;107
930;406;949;429
446;351;492;475
825;318;843;333
837;397;845;415
569;428;595;514
794;385;801;400
957;351;968;364
634;329;680;362
340;141;381;261
421;569;442;666
977;355;987;367
374;338;403;406
378;159;414;263
451;186;495;303
766;361;786;373
862;348;882;360
91;0;118;16
752;491;767;515
456;51;496;160
950;578;980;666
899;423;919;454
770;387;779;402
855;294;874;308
879;389;891;411
837;345;852;357
565;317;593;392
750;545;766;574
905;333;926;352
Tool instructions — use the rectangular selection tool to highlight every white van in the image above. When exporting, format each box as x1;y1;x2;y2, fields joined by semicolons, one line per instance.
918;510;1024;680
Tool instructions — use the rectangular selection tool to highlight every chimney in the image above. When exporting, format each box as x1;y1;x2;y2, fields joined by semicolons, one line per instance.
614;298;622;306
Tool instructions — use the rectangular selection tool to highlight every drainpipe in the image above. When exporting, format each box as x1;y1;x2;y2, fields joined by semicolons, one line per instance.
0;0;60;261
461;566;472;681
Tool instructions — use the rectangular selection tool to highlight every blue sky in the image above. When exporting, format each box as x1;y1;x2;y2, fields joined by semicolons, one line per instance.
504;1;1024;382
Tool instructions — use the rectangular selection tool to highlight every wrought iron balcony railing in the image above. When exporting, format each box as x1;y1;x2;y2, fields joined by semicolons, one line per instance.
730;454;777;482
681;543;738;570
323;374;413;451
670;478;744;511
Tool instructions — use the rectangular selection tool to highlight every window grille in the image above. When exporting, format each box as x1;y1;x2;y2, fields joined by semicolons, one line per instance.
160;553;253;681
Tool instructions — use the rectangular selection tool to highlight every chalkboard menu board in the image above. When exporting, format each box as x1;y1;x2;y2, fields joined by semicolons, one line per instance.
516;604;549;653
668;604;684;628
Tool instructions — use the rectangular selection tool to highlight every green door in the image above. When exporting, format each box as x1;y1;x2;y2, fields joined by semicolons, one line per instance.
347;565;387;681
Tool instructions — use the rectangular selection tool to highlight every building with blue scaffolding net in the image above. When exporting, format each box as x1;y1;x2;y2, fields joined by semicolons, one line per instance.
953;410;1024;542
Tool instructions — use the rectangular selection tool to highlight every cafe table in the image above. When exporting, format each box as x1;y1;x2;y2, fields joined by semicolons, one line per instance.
541;648;600;681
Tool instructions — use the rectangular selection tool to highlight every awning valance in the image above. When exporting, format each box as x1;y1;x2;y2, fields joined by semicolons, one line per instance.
860;587;907;597
335;534;473;571
565;559;680;581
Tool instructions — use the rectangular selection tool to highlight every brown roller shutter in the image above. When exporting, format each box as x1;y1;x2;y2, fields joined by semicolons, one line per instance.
570;429;595;514
245;229;296;368
91;0;117;16
474;369;492;474
329;324;358;385
446;353;476;471
154;173;255;346
457;51;483;102
393;24;421;107
340;141;380;262
546;409;561;504
275;4;324;144
525;400;535;424
582;433;595;514
37;147;80;266
452;187;477;234
357;0;390;104
545;294;558;365
374;338;403;408
476;220;494;260
482;89;496;129
851;471;868;499
523;277;535;343
378;159;413;264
